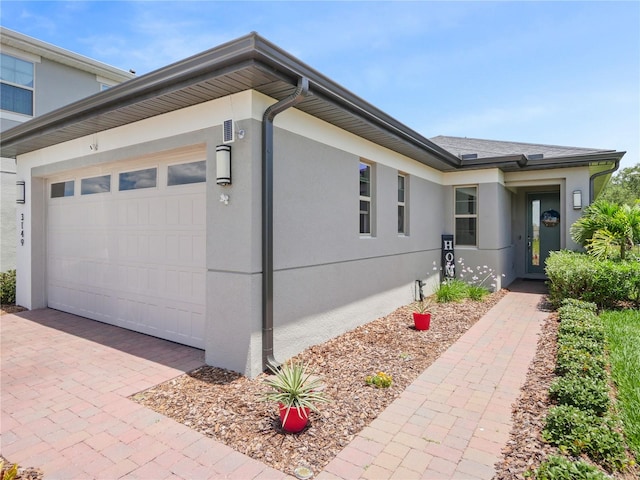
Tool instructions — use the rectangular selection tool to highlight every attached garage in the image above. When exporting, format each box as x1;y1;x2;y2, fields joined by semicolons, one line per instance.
45;147;207;348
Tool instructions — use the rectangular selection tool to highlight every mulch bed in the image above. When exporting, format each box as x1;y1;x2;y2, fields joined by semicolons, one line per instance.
132;291;508;476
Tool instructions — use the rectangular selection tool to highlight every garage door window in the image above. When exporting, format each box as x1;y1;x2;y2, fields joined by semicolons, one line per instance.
51;180;74;198
119;168;157;191
168;160;206;186
81;175;111;195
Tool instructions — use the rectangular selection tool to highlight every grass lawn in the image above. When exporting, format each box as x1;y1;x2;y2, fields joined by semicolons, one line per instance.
602;308;640;460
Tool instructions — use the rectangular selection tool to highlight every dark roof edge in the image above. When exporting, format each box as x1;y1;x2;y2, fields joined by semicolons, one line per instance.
460;151;626;171
1;33;261;147
1;32;461;169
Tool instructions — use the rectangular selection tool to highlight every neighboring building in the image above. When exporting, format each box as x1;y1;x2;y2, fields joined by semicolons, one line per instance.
0;27;134;271
1;33;623;377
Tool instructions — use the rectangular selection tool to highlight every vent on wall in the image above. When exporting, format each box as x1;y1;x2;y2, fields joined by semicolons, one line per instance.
223;119;234;143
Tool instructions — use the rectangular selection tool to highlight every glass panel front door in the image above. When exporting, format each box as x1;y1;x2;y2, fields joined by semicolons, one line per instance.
527;192;561;274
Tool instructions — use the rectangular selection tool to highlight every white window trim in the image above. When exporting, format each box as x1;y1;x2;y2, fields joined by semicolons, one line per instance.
454;185;478;247
1;52;36;117
398;173;408;236
359;160;375;237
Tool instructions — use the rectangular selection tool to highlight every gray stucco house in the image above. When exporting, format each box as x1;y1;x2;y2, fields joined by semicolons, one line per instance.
1;33;624;377
0;27;134;271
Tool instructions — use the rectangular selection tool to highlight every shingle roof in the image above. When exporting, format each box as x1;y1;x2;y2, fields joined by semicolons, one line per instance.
430;135;613;159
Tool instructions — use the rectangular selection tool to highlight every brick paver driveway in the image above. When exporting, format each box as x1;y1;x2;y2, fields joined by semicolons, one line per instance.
1;308;287;479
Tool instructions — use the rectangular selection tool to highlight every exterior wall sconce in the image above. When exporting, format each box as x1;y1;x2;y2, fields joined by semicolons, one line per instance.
16;181;26;204
216;144;231;185
573;190;582;210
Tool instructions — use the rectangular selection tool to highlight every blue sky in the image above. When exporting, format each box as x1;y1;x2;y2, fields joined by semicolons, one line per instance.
2;1;639;170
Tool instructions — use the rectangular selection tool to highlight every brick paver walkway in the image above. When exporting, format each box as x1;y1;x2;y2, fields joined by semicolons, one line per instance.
1;281;547;479
318;281;548;480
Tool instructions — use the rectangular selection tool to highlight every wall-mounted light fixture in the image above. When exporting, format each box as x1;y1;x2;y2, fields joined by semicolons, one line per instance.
16;181;25;204
216;144;231;185
573;190;582;210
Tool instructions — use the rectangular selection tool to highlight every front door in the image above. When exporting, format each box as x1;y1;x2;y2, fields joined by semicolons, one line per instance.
527;192;561;275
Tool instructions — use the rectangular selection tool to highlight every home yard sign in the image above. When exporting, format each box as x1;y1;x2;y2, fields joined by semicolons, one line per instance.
441;234;455;280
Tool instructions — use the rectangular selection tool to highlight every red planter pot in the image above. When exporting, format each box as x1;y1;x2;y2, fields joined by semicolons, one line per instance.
278;404;310;433
412;312;431;330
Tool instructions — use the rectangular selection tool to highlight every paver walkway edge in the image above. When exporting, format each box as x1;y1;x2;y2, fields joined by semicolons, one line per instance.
1;281;548;479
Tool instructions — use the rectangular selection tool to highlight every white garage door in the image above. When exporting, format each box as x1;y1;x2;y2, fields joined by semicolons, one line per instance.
46;151;206;348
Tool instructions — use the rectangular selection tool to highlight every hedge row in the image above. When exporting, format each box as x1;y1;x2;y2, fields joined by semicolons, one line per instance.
545;250;640;309
536;299;630;477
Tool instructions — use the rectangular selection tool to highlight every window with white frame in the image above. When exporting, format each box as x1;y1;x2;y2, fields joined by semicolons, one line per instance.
454;186;477;246
398;174;407;235
1;53;34;116
359;161;373;235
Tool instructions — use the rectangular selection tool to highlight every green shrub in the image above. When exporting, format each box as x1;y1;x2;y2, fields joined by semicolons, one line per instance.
555;349;607;380
560;298;598;313
557;318;605;343
434;278;468;303
0;269;16;304
558;305;599;324
534;455;608;480
557;334;603;356
549;375;610;415
543;405;628;470
546;251;640;308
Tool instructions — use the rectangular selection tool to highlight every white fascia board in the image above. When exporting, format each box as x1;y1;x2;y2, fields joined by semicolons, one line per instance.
0;44;41;63
2;28;132;82
251;91;444;185
504;166;586;187
17;90;253;169
442;168;504;185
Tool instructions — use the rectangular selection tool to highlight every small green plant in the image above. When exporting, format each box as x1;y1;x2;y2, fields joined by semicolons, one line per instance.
262;360;329;423
412;298;432;313
549;375;610;415
534;455;608;480
365;371;393;388
0;269;17;304
432;258;503;303
434;278;468;303
467;284;490;301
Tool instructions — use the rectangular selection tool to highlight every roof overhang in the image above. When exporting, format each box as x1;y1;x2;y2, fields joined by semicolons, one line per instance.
0;32;625;174
458;151;625;172
0;27;134;83
0;32;461;171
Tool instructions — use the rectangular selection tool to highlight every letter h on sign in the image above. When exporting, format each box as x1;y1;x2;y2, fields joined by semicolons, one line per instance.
441;234;455;280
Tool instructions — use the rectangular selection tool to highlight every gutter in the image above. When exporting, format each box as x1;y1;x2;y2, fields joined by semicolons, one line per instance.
262;77;309;371
589;159;620;203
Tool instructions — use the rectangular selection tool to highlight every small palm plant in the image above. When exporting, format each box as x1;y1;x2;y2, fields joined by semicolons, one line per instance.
571;200;640;260
262;360;329;429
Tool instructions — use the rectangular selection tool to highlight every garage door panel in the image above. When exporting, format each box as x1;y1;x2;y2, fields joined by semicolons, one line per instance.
47;160;206;349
